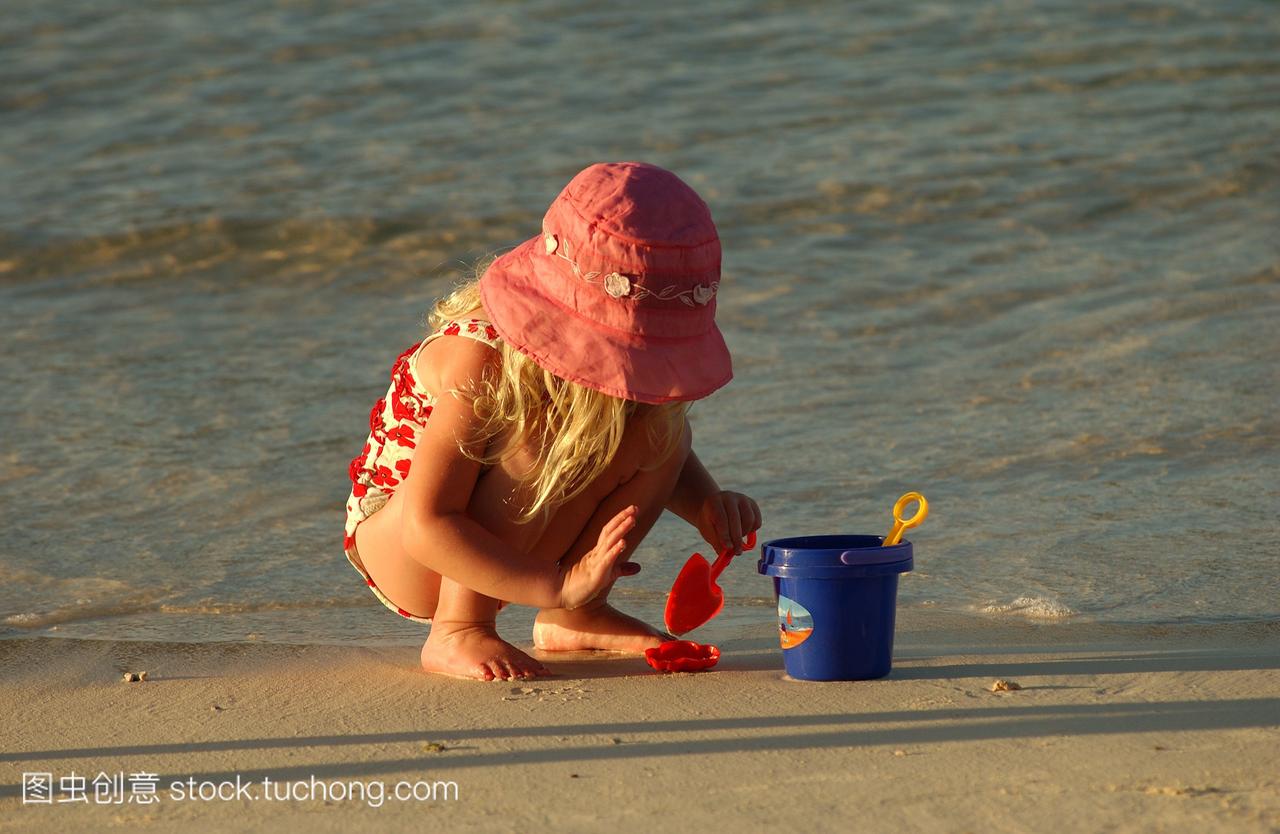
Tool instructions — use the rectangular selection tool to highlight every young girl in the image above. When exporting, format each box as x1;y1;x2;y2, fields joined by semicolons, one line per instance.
343;161;762;681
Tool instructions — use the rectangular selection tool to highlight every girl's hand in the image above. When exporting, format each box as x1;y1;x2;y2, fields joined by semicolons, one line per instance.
695;491;762;556
556;505;641;610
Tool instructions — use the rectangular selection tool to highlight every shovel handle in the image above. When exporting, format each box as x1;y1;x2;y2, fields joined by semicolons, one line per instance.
707;550;733;581
707;531;758;581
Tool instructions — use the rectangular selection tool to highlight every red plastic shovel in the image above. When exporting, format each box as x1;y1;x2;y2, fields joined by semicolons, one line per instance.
664;531;757;635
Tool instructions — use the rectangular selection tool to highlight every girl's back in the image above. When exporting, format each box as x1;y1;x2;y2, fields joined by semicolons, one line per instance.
342;310;499;565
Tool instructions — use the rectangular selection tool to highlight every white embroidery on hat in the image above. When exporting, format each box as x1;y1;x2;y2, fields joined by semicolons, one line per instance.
546;233;718;306
604;272;632;298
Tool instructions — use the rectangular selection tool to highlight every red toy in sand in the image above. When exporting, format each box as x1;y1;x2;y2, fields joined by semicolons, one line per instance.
644;640;721;673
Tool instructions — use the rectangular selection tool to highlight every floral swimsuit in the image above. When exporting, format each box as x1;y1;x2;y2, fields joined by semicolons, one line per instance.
343;317;502;623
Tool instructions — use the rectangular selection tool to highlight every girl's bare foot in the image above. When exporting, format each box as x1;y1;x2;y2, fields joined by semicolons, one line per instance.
420;622;551;681
532;603;669;654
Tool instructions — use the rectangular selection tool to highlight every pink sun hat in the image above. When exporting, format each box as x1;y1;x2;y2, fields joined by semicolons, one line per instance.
478;161;732;404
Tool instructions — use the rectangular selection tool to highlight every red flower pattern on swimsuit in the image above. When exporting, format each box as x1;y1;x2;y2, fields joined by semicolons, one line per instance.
368;397;387;444
370;465;399;488
386;424;416;448
347;444;368;483
342;318;502;621
390;389;416;422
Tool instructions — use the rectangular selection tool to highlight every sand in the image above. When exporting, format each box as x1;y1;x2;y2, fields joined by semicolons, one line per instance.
2;614;1277;833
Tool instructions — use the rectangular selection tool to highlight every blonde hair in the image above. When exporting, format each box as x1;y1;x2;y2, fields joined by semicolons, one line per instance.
430;270;688;523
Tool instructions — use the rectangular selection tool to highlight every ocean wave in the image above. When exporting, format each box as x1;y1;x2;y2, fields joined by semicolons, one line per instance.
0;212;533;290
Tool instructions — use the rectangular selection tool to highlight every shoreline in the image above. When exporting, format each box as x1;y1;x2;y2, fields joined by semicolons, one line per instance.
5;604;1278;649
3;617;1278;831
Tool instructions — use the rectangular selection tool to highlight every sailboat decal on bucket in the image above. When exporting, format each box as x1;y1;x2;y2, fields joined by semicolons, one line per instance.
777;595;813;649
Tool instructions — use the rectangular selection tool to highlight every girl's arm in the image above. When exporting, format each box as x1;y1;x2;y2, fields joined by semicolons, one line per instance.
396;339;635;610
665;443;720;525
666;441;762;556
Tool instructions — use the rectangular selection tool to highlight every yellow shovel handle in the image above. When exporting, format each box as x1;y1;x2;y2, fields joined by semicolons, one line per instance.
883;492;928;546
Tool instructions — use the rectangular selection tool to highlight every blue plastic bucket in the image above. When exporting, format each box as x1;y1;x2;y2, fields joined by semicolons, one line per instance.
758;535;913;681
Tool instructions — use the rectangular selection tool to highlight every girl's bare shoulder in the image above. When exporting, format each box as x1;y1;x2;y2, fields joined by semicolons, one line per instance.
414;307;500;400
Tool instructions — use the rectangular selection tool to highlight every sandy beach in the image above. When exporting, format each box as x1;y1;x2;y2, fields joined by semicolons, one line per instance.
3;615;1277;832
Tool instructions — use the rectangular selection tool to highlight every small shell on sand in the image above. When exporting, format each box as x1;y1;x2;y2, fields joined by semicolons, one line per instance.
991;679;1022;692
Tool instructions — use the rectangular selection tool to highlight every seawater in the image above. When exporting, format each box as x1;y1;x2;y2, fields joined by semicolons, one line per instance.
2;0;1277;646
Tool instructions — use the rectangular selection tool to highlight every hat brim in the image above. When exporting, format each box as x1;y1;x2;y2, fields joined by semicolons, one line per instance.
479;236;733;404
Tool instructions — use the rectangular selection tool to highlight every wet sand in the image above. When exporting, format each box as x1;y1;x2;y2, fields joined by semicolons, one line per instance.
2;616;1277;832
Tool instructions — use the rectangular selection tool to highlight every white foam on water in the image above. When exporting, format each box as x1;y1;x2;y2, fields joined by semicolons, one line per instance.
978;596;1078;620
